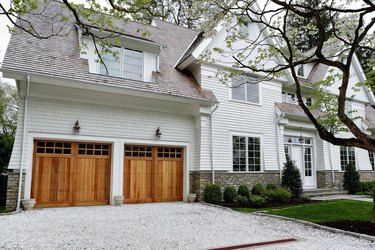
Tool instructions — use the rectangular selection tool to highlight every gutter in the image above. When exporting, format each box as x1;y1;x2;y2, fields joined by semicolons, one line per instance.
210;104;219;184
275;112;286;181
16;75;30;211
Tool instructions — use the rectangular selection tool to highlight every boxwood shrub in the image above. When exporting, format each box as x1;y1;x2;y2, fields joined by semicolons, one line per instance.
237;184;250;198
265;187;292;203
204;184;222;204
249;195;266;208
223;186;237;203
251;183;265;196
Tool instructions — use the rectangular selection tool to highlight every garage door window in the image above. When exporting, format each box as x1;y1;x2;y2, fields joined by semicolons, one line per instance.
78;143;110;155
157;147;182;158
36;141;71;154
125;145;152;157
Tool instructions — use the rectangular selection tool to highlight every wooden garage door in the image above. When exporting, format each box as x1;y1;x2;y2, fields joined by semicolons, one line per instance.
31;141;111;208
124;145;183;203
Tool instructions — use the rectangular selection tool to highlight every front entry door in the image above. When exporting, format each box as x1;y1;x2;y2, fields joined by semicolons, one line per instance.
290;145;314;188
285;138;315;189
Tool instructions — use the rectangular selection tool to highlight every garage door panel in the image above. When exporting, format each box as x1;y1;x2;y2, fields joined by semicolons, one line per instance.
124;145;183;203
32;156;71;207
124;159;152;203
32;141;111;207
75;158;110;204
154;160;183;202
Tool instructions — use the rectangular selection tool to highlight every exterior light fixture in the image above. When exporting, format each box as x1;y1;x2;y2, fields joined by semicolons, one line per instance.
299;127;304;143
73;120;81;135
288;137;292;143
155;127;162;139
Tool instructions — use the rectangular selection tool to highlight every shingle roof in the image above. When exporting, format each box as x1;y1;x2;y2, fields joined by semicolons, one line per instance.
275;102;322;118
1;0;216;103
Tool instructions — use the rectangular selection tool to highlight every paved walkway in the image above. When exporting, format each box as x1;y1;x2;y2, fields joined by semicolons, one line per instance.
311;194;373;202
0;202;374;249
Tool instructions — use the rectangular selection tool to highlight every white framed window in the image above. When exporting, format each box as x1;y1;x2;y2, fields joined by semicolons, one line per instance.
282;92;296;104
100;47;143;81
369;151;375;171
231;75;260;104
239;22;249;35
232;135;261;172
345;100;353;118
297;65;304;77
305;97;312;106
340;146;356;171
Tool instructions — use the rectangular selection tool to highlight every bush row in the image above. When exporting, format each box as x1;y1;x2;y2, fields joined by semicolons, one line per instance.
204;183;294;207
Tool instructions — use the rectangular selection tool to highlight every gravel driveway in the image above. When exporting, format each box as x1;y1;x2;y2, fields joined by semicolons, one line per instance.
1;202;374;249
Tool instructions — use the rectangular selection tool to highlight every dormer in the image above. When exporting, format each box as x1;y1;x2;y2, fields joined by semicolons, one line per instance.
78;27;163;83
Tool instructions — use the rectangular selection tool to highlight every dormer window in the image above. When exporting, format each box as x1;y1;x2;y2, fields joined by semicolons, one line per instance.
100;47;143;81
297;65;304;77
231;75;260;104
240;22;249;35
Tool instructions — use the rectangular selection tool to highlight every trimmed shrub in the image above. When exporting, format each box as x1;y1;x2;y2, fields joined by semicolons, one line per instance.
364;191;374;196
299;195;311;201
249;195;266;208
234;195;248;206
203;184;222;204
343;164;361;194
266;183;278;190
251;183;265;196
360;181;375;192
355;192;364;195
237;184;250;198
223;186;237;203
281;157;302;197
265;188;292;203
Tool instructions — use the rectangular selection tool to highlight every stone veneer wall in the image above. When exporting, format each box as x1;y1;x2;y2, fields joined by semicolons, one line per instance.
317;170;375;190
6;170;25;211
190;171;281;200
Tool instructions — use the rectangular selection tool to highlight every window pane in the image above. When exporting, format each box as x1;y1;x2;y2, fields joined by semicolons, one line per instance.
248;137;261;172
233;136;247;172
231;78;246;101
123;48;143;81
304;147;312;176
247;82;259;103
369;151;375;171
100;47;121;77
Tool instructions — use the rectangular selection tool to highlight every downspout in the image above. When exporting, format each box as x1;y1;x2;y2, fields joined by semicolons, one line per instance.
210;104;219;184
16;75;30;211
328;143;335;184
275;112;286;181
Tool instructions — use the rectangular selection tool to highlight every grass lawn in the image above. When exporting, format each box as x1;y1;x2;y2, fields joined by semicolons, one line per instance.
264;200;373;223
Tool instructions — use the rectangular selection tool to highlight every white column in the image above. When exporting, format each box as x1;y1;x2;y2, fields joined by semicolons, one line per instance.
110;141;124;205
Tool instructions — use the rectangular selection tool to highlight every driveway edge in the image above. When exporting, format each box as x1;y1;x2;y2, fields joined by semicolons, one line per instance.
253;212;375;242
199;202;375;242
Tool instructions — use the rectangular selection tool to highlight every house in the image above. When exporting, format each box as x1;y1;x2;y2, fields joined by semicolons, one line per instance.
2;1;375;210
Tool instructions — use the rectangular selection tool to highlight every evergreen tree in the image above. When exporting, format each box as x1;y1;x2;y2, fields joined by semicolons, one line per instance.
281;156;302;197
343;164;361;194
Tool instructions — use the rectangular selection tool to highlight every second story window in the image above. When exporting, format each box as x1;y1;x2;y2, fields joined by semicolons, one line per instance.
231;75;260;104
297;65;304;77
100;47;143;81
282;92;295;104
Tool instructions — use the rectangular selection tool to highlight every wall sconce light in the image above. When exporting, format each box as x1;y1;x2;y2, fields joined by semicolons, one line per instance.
299;127;304;143
155;127;162;139
288;137;292;143
73;120;81;135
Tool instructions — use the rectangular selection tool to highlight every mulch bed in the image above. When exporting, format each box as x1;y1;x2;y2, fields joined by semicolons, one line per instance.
219;198;317;209
319;221;375;236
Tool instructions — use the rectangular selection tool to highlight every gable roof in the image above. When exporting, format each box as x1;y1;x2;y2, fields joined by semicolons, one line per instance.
1;1;216;103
